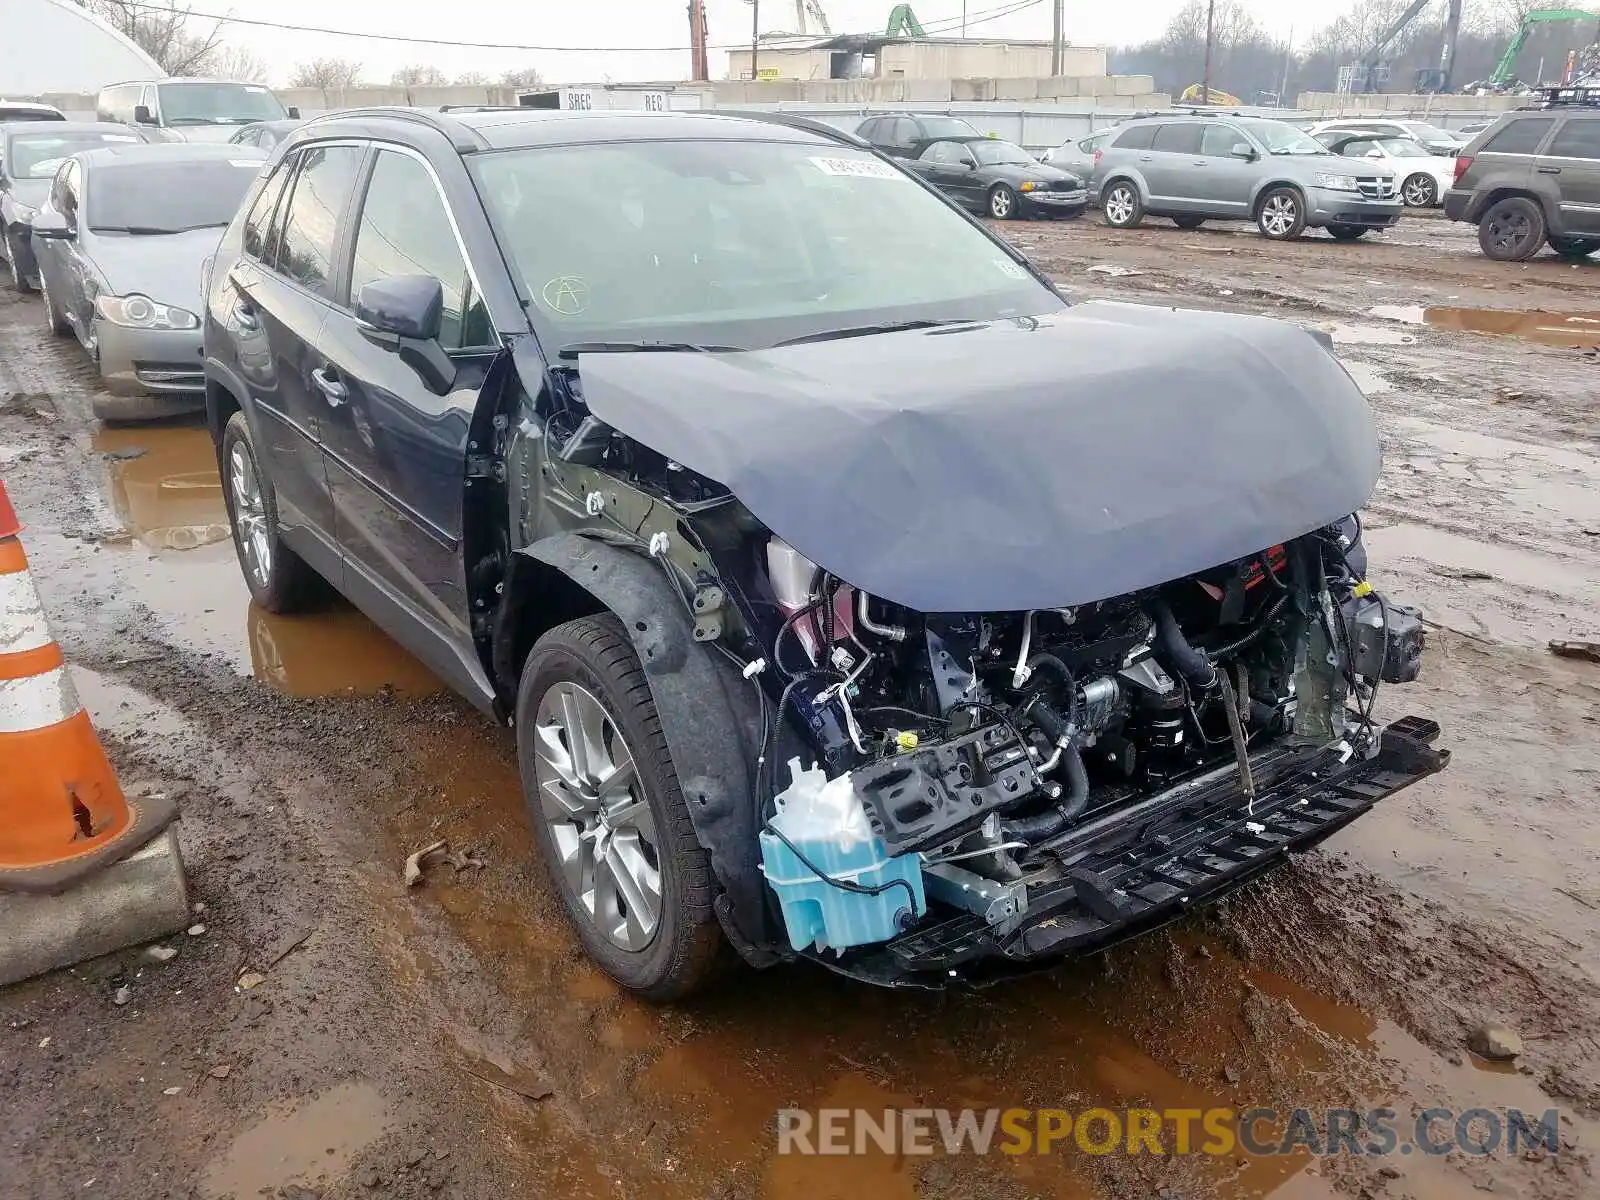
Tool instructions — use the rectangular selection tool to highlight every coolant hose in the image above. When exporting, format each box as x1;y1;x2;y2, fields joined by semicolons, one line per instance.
1000;743;1090;843
1151;600;1217;690
1025;652;1079;730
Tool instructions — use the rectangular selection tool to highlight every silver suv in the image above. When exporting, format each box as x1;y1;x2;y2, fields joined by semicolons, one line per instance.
1092;114;1405;241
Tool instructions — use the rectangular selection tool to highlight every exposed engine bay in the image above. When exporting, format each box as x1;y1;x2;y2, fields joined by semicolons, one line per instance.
746;519;1430;974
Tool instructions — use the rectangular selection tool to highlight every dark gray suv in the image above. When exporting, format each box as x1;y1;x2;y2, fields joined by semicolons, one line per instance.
1092;113;1404;241
1444;99;1600;261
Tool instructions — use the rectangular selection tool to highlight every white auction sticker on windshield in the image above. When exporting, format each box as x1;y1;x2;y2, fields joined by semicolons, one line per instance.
809;156;900;179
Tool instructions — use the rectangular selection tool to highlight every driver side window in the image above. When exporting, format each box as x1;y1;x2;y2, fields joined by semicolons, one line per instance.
1341;139;1377;158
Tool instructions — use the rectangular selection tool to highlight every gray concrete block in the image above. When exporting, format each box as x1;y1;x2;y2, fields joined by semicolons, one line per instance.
951;78;997;102
996;78;1040;101
0;828;189;988
1112;75;1156;96
1037;77;1081;99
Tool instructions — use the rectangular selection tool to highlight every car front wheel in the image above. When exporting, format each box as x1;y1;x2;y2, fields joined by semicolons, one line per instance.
1478;197;1546;261
5;232;33;293
518;614;723;1001
1173;215;1205;230
988;185;1018;220
39;273;70;336
1256;187;1306;240
220;410;320;612
1402;173;1438;207
1101;181;1144;228
1326;224;1368;241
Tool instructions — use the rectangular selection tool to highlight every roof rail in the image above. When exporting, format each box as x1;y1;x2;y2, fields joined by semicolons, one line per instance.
301;105;488;152
437;105;523;113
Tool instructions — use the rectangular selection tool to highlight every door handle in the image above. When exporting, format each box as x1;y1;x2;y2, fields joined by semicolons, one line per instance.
1138;155;1154;162
1537;165;1562;174
311;367;347;406
1192;160;1208;167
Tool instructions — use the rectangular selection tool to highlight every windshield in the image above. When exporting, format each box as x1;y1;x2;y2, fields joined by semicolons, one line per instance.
1378;138;1431;159
1237;119;1327;156
922;116;980;140
157;82;286;126
6;130;140;178
972;139;1032;166
87;159;261;233
472;138;1061;350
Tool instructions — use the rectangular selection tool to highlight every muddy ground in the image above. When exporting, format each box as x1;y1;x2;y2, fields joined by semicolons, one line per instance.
2;212;1598;1200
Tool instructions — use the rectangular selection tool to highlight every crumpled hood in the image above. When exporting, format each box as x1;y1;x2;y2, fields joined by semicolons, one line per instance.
4;179;50;211
575;303;1381;613
86;227;219;311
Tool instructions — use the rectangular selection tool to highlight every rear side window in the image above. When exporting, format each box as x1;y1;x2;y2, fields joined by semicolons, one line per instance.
273;144;364;298
1483;118;1554;155
1113;124;1157;151
1153;124;1203;154
243;157;292;260
1547;119;1600;160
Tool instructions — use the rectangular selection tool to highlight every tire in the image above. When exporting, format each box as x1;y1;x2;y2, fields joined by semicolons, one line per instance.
1401;173;1438;208
1478;196;1546;262
517;614;722;1001
987;184;1018;220
219;410;320;613
1255;186;1307;240
1172;215;1206;230
1326;224;1368;241
1101;180;1144;229
5;232;33;294
39;272;70;336
1548;234;1600;259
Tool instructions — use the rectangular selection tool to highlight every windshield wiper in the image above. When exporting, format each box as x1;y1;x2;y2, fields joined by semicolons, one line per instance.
96;225;179;235
774;319;964;347
556;340;739;359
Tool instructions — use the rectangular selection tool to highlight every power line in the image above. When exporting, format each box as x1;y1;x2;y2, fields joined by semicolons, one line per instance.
120;0;1048;55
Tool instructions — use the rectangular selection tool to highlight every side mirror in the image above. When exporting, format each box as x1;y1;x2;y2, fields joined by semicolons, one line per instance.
286;106;301;119
355;274;455;394
1365;148;1384;159
1230;143;1256;160
355;274;443;343
31;209;73;239
133;104;156;125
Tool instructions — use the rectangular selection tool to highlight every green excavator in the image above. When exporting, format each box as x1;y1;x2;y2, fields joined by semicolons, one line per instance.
1488;8;1600;88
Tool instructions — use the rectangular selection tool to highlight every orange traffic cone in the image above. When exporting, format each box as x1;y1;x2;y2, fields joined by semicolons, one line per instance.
0;479;177;894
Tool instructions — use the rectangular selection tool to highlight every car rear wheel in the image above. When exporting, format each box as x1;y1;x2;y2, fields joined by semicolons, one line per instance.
220;411;321;613
517;614;722;1001
1401;173;1438;208
1256;187;1306;240
1478;196;1546;262
1548;234;1600;259
5;233;33;294
987;185;1018;220
1326;224;1368;241
39;273;70;336
1101;181;1143;228
1172;215;1206;230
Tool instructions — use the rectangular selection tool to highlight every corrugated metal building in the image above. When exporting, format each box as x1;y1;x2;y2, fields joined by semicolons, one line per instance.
2;0;164;95
726;35;1107;83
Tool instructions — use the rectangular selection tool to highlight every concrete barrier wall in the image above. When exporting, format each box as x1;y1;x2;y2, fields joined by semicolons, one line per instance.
1297;91;1528;115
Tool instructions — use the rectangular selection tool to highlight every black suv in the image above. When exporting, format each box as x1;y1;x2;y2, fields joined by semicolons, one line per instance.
856;112;983;160
203;107;1443;1000
1445;93;1600;261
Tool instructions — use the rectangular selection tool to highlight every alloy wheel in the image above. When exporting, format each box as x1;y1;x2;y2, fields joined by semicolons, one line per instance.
532;681;662;952
1403;175;1435;207
989;187;1014;219
228;441;273;589
1485;208;1530;257
1104;186;1135;225
1261;194;1298;237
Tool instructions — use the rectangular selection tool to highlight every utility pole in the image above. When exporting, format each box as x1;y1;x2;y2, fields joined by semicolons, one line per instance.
961;2;967;38
1201;0;1216;104
750;0;760;82
1279;24;1293;106
1051;0;1063;75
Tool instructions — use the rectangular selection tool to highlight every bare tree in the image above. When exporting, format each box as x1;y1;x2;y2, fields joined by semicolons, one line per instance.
391;64;448;87
207;43;269;83
83;0;221;75
289;58;364;89
499;66;545;88
454;71;491;85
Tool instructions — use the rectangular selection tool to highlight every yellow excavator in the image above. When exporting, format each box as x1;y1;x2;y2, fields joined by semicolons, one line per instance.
1179;83;1243;106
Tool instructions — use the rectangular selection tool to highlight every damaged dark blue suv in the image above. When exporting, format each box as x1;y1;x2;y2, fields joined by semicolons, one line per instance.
202;107;1446;999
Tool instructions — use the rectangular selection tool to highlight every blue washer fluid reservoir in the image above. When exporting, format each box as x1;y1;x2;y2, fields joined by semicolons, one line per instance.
759;758;925;954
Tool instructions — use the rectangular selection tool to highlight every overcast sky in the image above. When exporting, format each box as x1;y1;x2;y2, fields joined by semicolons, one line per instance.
221;0;1321;86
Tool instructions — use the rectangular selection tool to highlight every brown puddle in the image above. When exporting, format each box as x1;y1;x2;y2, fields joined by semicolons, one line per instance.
200;1080;392;1198
88;419;443;698
1370;303;1600;348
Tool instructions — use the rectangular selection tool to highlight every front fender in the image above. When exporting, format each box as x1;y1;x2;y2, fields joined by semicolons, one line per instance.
519;533;775;960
